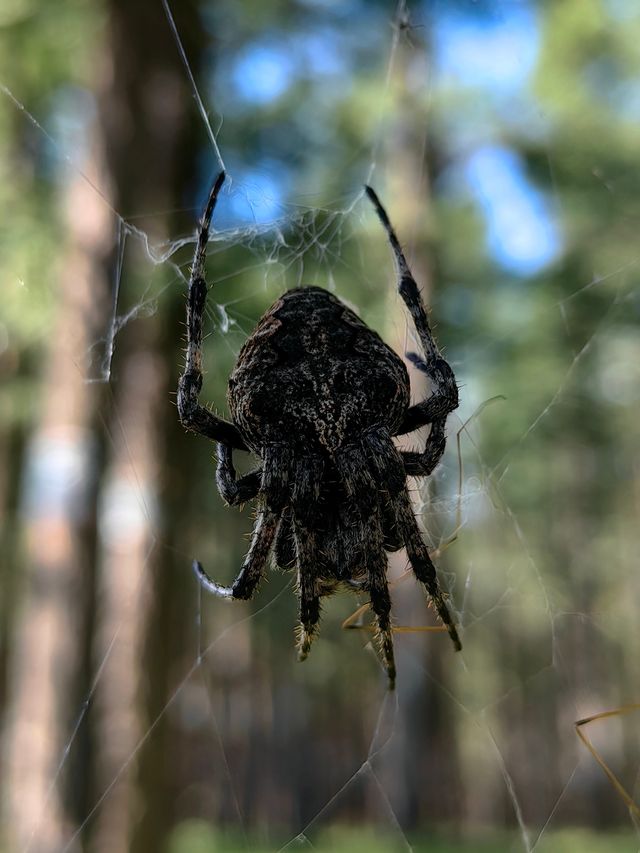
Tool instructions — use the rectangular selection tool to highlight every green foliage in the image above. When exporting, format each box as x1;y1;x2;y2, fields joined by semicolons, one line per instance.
168;822;639;853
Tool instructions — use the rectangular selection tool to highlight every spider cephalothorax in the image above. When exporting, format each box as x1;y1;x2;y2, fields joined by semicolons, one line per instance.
178;172;461;688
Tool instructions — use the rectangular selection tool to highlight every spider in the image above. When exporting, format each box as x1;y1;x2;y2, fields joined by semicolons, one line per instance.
178;171;461;688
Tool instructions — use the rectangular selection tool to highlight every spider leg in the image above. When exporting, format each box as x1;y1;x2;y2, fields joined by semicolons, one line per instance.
193;506;279;599
381;498;403;552
335;446;396;688
401;419;445;477
294;530;321;661
395;487;461;651
274;508;296;569
195;446;290;599
216;443;261;505
362;430;460;653
365;186;458;468
368;565;396;690
363;431;405;552
291;456;323;661
177;171;247;450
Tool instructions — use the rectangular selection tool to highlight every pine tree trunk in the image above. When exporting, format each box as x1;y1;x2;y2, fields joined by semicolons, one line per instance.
376;18;463;828
87;1;202;850
3;136;113;852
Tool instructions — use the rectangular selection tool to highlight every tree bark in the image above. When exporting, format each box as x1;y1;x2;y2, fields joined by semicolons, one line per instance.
88;1;201;850
2;136;113;852
375;15;463;828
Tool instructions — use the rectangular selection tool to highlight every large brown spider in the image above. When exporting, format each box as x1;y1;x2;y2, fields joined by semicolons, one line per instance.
178;172;461;688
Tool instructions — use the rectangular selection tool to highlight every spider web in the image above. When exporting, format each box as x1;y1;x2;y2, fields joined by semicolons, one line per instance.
3;0;640;851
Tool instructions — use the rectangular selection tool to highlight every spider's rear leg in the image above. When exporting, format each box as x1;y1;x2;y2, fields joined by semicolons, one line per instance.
363;429;461;653
274;508;296;569
295;532;321;661
382;495;403;552
338;537;397;687
396;488;461;651
335;446;397;688
291;457;324;661
368;557;396;689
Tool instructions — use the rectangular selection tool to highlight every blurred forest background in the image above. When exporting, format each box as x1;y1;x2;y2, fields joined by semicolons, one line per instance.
1;0;640;851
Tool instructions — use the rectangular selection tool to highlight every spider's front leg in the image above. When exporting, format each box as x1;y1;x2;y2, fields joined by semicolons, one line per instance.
397;357;458;438
365;186;459;476
216;443;261;505
177;171;247;451
194;446;288;600
194;507;279;599
398;353;457;477
401;418;446;477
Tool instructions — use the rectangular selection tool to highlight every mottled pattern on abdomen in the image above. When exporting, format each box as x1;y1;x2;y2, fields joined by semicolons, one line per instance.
228;287;410;454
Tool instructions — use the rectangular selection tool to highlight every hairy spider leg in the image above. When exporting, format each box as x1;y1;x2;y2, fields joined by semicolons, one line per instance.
364;189;435;356
194;445;290;599
362;188;462;652
335;446;397;688
290;456;324;661
368;431;461;652
364;186;459;478
395;487;461;651
193;509;278;599
216;443;261;505
343;398;507;635
177;171;247;450
402;420;446;476
274;508;296;569
193;507;279;599
294;529;321;661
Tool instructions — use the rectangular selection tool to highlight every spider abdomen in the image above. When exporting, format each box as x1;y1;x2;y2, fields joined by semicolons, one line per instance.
228;287;410;453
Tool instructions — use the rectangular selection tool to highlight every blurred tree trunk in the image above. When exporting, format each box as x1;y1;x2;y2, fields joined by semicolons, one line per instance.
0;425;26;727
88;1;202;851
90;347;164;853
377;14;463;828
3;138;113;852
